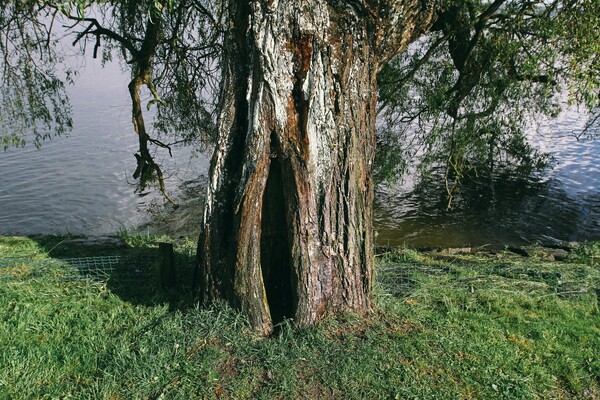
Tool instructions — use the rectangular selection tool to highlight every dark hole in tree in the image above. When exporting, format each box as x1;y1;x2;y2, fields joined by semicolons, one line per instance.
261;156;295;325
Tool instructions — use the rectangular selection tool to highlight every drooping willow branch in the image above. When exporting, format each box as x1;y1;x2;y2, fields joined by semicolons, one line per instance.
55;4;184;205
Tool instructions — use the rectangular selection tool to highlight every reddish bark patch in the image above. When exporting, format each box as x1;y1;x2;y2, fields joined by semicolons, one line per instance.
290;32;314;154
294;32;313;79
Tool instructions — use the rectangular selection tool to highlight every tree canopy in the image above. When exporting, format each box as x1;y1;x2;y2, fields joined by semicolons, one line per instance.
1;0;597;199
1;0;221;200
376;0;599;198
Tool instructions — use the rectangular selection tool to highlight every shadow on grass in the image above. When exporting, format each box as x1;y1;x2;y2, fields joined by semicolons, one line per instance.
27;235;199;311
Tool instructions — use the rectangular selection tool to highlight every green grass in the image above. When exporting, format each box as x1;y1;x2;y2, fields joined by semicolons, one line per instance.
0;237;599;399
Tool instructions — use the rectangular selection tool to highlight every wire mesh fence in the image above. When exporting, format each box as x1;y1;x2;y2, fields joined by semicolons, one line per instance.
0;251;197;299
377;256;600;303
1;249;599;305
1;255;148;282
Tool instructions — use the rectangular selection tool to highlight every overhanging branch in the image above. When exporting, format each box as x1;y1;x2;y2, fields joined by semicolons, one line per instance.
58;11;140;58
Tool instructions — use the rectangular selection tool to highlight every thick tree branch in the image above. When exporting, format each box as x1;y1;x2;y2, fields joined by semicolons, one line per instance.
60;12;140;58
461;0;507;70
508;66;557;85
190;0;218;26
376;0;439;64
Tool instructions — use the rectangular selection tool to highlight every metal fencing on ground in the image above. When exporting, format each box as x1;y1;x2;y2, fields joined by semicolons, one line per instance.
0;250;197;299
377;256;600;303
1;255;152;282
1;250;599;305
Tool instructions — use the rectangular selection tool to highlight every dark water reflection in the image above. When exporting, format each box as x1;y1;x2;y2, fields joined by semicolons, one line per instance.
374;171;600;248
374;111;600;248
140;163;600;250
147;110;600;248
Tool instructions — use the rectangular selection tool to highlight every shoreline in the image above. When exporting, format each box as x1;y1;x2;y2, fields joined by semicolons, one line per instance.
1;233;596;265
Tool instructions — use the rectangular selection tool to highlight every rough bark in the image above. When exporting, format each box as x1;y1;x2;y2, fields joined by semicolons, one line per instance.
375;0;437;64
197;0;438;335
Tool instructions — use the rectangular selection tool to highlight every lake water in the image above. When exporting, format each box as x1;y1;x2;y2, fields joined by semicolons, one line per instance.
1;61;599;248
375;111;600;248
0;61;207;236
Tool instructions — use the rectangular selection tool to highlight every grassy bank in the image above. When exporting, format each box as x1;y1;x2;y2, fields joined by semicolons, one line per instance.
1;235;599;399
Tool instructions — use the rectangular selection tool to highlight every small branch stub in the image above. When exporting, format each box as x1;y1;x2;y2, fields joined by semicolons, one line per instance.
159;242;176;289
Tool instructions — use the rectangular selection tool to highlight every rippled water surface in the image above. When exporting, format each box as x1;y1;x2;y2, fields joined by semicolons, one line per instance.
375;113;600;247
1;63;598;247
0;62;207;236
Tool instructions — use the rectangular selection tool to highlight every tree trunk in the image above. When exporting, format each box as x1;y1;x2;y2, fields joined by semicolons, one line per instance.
196;0;434;335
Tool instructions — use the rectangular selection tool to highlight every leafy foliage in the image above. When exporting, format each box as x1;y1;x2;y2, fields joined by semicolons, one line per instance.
376;0;599;199
58;0;222;149
1;0;221;153
0;2;73;150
